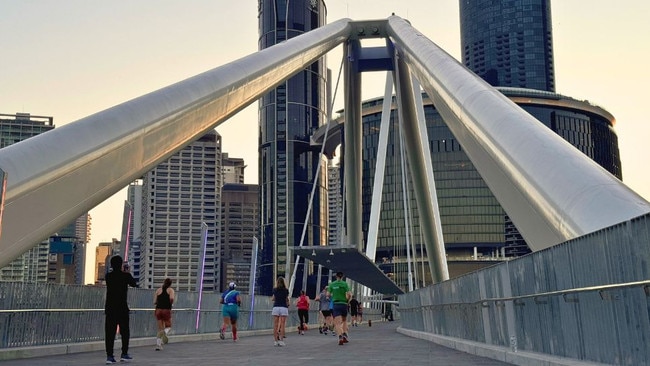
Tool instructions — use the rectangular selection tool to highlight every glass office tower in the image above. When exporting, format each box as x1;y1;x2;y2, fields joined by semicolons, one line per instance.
461;0;555;254
258;0;328;295
460;0;555;92
354;88;620;287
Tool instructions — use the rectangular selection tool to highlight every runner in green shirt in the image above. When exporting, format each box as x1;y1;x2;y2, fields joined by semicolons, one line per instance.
327;271;351;345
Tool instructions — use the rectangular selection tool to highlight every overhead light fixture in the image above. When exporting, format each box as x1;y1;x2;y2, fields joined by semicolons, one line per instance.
311;249;316;256
329;249;334;256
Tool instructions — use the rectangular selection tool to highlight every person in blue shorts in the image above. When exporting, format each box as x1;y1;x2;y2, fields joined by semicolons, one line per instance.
328;271;351;345
220;282;241;342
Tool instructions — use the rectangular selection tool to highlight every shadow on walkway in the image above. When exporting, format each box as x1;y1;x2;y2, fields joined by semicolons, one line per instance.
1;322;511;366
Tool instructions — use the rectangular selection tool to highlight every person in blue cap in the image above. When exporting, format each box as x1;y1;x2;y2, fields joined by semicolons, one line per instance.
219;282;241;342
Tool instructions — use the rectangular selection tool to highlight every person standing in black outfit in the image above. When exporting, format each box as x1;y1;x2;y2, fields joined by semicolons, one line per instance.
104;255;138;364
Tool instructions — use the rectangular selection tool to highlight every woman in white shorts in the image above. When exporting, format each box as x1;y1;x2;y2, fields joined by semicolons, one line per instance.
271;277;290;346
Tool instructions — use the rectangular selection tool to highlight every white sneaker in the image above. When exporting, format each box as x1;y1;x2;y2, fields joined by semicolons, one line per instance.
274;340;279;346
278;340;286;347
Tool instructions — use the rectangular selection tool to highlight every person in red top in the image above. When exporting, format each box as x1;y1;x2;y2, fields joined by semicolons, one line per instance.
295;290;310;335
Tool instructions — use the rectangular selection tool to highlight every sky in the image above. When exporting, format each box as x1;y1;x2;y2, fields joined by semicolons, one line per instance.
1;1;649;284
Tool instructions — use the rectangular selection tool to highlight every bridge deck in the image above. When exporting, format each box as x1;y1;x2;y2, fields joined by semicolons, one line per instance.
1;322;511;366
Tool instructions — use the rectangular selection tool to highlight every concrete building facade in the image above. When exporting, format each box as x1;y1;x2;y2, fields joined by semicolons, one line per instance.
139;130;222;292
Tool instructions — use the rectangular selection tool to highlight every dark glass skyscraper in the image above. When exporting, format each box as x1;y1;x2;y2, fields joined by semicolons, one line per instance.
355;88;620;287
460;0;555;92
460;0;554;255
258;0;328;295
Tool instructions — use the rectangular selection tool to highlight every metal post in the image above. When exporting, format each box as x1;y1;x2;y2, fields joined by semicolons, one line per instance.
365;73;394;261
196;222;209;332
393;51;449;283
343;39;363;250
248;236;259;327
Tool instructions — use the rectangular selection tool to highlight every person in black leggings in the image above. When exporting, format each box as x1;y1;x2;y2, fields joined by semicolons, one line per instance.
104;256;137;364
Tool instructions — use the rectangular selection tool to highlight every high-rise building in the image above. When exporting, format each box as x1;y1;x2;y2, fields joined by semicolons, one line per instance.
258;0;328;295
0;239;49;282
327;163;342;247
47;235;83;285
95;241;113;284
221;183;259;291
125;183;144;283
56;214;91;283
460;0;555;92
352;88;620;287
57;214;91;245
0;113;55;282
459;0;622;255
0;112;54;147
222;153;246;184
139;130;222;292
0;113;92;282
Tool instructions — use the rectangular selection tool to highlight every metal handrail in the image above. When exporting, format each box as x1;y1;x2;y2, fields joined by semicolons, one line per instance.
399;279;650;311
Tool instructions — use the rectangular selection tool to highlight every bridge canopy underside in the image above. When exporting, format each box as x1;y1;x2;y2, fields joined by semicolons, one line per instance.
292;246;403;296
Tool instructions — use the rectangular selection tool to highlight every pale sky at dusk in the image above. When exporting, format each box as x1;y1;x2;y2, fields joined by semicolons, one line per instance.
1;1;649;283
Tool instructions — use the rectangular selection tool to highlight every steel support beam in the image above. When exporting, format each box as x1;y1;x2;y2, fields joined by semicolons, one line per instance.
343;40;364;250
386;16;650;250
393;53;449;283
365;73;393;260
0;18;352;267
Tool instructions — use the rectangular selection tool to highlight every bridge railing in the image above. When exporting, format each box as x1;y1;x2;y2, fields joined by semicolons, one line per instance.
398;212;650;365
0;283;383;349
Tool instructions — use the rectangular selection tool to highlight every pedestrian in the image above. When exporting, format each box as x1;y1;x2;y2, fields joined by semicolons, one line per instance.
295;290;310;335
153;278;175;350
348;295;359;326
316;287;332;335
104;256;138;364
357;300;364;325
271;276;290;346
327;271;351;346
219;282;241;342
329;294;336;336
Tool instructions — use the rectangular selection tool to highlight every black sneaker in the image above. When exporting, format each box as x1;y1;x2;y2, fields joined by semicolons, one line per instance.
106;356;117;364
120;354;133;362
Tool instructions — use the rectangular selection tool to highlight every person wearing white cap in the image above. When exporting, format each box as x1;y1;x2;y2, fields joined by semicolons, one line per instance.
219;282;241;342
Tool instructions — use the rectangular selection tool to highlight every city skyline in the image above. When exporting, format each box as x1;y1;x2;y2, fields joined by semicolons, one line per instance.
1;1;649;283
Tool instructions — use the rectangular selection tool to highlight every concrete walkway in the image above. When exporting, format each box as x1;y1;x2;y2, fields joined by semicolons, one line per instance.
1;322;512;366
